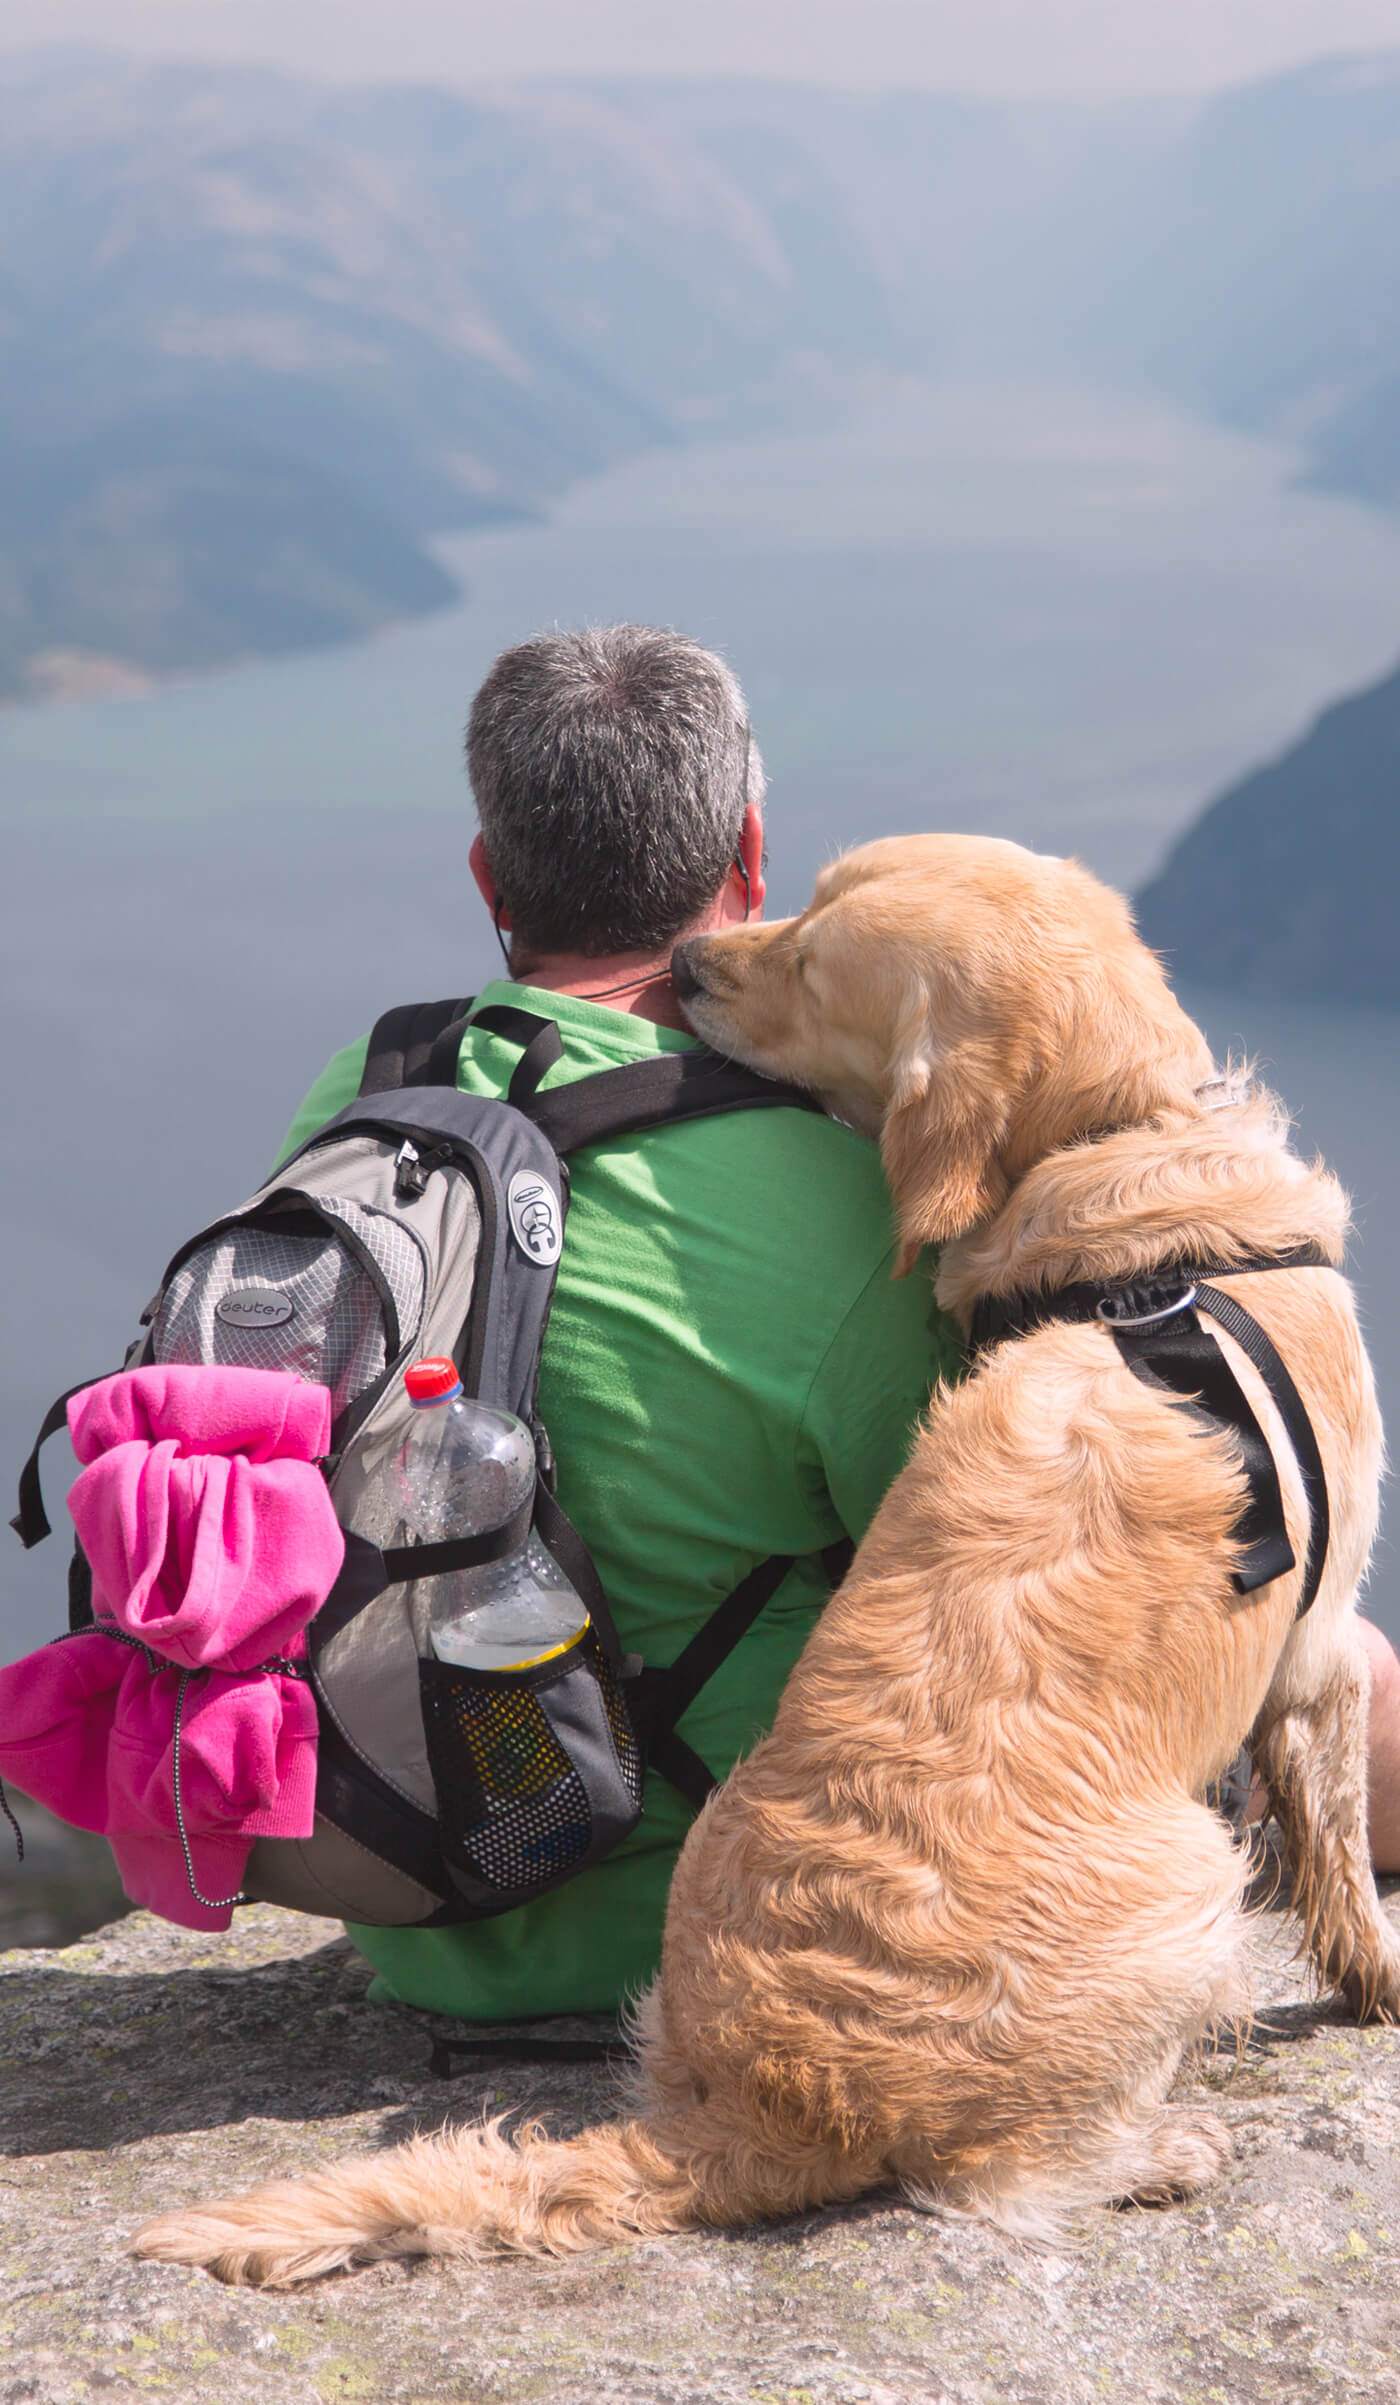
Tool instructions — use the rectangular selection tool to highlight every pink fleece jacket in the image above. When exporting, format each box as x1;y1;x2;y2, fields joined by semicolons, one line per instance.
0;1365;343;1929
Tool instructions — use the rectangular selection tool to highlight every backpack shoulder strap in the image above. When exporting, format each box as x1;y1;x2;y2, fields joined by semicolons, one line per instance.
360;997;475;1096
520;1047;821;1154
365;1000;820;1137
626;1536;856;1811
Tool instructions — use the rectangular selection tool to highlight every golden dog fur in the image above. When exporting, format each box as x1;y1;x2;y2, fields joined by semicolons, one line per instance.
134;833;1400;2284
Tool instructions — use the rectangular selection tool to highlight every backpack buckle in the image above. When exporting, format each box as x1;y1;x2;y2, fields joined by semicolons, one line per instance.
393;1140;427;1198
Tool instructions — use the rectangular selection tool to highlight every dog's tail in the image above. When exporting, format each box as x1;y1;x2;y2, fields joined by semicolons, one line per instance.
131;2112;757;2287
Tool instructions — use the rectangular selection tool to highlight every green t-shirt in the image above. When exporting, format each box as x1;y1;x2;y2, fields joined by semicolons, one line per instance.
280;981;962;2017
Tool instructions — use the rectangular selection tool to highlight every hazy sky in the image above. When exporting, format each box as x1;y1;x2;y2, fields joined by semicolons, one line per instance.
7;0;1400;98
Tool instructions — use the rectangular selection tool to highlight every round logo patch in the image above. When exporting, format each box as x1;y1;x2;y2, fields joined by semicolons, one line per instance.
215;1285;296;1329
507;1170;562;1266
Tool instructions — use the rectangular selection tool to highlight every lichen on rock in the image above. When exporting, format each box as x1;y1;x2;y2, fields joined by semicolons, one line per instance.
2;1889;1399;2403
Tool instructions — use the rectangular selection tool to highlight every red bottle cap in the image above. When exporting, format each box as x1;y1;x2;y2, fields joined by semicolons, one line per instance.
404;1357;463;1405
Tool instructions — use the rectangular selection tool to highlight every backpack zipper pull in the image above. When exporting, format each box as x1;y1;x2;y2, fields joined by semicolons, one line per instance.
394;1140;427;1198
394;1139;452;1200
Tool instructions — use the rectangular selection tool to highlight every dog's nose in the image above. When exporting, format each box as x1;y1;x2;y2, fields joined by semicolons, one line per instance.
670;941;703;1002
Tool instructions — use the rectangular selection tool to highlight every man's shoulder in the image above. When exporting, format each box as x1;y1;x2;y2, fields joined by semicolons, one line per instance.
654;1087;894;1207
275;1035;370;1169
278;1027;896;1263
583;1086;909;1304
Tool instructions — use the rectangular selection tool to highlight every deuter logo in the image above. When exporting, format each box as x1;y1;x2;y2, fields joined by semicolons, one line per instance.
215;1285;296;1329
507;1170;561;1266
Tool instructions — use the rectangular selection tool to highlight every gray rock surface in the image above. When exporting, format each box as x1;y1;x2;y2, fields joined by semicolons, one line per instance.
3;1885;1400;2404
0;1792;130;1952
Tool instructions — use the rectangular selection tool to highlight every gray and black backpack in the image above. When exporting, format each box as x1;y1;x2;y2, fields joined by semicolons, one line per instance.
14;1000;824;1930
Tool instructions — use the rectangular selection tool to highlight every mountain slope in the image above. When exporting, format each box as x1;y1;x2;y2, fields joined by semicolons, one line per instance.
0;57;922;698
1135;661;1400;1005
7;51;1400;694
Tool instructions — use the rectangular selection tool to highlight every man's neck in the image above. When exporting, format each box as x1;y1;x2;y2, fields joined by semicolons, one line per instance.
470;801;765;1031
503;947;691;1032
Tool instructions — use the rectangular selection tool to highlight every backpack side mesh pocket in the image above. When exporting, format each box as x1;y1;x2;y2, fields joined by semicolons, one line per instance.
420;1628;645;1910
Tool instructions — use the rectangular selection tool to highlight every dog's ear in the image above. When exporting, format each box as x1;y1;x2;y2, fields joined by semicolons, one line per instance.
881;1033;1012;1274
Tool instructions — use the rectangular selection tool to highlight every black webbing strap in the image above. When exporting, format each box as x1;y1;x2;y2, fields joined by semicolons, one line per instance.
359;997;474;1096
969;1248;1334;1620
532;1479;627;1673
428;2027;628;2078
968;1243;1332;1355
365;995;820;1136
468;1006;565;1108
422;1013;472;1088
626;1552;798;1811
378;1498;535;1588
521;1049;821;1155
1194;1283;1331;1618
11;1377;111;1550
642;1729;724;1815
1111;1305;1298;1597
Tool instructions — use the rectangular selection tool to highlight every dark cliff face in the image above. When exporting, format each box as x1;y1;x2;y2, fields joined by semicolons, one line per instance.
1135;662;1400;1006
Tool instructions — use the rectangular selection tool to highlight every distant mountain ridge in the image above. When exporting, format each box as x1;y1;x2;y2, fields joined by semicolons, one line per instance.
1135;659;1400;1007
5;50;1400;694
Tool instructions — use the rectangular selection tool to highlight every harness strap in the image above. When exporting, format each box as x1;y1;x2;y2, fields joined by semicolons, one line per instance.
1111;1301;1298;1597
1194;1283;1331;1620
970;1247;1334;1620
968;1242;1333;1353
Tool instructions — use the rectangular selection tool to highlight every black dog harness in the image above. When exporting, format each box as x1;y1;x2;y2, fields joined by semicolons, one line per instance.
969;1243;1334;1619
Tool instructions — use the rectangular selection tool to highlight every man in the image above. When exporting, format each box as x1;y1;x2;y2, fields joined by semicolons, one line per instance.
282;624;1400;2020
280;624;964;2020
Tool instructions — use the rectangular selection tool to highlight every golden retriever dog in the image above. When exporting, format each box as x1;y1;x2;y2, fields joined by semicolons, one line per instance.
135;833;1400;2285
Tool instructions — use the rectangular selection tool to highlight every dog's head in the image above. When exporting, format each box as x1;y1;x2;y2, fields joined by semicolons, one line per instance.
673;834;1214;1272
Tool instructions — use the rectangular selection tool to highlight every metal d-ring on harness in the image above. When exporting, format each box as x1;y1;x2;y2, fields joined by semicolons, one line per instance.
969;1242;1335;1619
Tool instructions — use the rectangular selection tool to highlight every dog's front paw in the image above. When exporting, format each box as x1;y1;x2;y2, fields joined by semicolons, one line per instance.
1121;2107;1233;2207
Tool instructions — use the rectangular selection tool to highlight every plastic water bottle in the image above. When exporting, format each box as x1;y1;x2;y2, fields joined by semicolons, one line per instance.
395;1358;590;1671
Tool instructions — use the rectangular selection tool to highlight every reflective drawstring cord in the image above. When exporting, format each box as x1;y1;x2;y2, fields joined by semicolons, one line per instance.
171;1668;248;1914
53;1623;307;1915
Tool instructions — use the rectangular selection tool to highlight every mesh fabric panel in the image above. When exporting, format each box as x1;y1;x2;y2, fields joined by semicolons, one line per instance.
153;1197;425;1419
422;1665;594;1890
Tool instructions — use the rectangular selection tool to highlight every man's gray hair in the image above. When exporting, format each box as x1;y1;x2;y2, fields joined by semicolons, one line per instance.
466;624;764;959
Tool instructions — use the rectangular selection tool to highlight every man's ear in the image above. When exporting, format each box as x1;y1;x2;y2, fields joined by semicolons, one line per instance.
880;1038;1012;1275
468;833;506;924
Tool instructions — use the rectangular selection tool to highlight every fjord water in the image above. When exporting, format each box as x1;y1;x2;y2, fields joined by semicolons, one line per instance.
5;380;1400;1654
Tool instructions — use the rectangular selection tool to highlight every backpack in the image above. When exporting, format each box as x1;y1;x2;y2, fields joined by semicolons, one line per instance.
12;998;827;1930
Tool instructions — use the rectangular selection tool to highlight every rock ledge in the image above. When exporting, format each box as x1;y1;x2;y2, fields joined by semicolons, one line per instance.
2;1890;1399;2404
